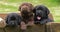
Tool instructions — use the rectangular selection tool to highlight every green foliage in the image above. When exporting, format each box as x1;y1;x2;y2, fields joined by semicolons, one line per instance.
48;0;60;6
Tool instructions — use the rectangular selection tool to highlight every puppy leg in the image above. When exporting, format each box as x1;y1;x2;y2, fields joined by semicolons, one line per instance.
27;21;34;26
27;17;34;26
21;21;27;32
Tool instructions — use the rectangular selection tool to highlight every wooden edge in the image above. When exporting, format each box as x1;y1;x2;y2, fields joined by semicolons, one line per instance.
46;22;60;25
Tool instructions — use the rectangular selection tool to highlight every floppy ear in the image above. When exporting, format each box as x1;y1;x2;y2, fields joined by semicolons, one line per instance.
18;15;22;25
38;5;50;15
45;7;50;15
5;15;9;24
5;14;11;25
18;5;21;11
29;3;34;12
33;7;36;13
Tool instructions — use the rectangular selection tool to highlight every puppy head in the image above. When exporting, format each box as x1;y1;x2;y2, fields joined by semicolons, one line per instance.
18;2;33;14
6;13;22;27
33;5;50;19
8;16;17;27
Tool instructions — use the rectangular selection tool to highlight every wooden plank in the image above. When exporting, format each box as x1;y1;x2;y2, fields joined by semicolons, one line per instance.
4;26;20;32
0;13;20;19
0;14;7;19
26;24;46;32
46;22;60;32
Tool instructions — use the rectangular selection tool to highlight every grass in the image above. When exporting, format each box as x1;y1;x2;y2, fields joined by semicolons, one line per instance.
0;0;60;22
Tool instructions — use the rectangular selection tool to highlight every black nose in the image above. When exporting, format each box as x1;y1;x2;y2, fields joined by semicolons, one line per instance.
8;21;16;26
11;22;15;25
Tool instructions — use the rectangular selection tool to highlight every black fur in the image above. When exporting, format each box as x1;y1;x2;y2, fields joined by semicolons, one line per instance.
33;5;53;24
5;13;22;27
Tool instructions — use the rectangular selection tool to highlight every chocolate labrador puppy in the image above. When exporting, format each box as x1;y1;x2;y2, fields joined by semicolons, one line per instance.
18;3;34;32
18;2;34;24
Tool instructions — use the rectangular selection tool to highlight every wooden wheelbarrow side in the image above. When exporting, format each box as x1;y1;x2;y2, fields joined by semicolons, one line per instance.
0;14;7;19
0;13;59;32
46;22;60;32
0;13;20;19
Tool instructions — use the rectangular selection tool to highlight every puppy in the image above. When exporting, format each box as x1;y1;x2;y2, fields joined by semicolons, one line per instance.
18;2;34;24
18;3;34;32
0;17;6;28
33;5;53;24
5;13;22;27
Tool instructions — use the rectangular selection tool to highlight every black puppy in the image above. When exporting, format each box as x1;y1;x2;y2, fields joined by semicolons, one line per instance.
33;5;53;24
6;13;22;27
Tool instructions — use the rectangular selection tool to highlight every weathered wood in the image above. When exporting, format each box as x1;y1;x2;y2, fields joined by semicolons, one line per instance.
0;13;20;19
26;24;46;32
4;26;21;32
0;14;7;19
0;28;5;32
46;22;60;32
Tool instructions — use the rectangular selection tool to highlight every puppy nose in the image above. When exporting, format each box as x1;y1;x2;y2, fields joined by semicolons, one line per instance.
23;8;27;11
11;21;15;25
12;23;14;24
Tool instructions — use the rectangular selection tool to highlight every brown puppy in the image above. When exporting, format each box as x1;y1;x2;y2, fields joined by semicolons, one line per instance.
18;3;34;32
18;2;34;24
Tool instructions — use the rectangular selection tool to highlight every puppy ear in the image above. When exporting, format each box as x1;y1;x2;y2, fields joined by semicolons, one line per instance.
18;5;21;11
39;5;50;15
29;3;34;12
45;7;50;15
41;5;50;15
18;15;22;25
5;15;9;24
33;7;36;13
33;5;39;13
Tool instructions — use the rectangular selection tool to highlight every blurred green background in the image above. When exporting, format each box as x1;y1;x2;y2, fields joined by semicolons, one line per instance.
0;0;60;22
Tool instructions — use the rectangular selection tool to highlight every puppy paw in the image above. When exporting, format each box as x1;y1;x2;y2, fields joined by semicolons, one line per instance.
21;22;27;30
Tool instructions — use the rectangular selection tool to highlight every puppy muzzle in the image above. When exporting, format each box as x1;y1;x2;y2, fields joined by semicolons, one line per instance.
7;21;18;27
21;10;30;14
